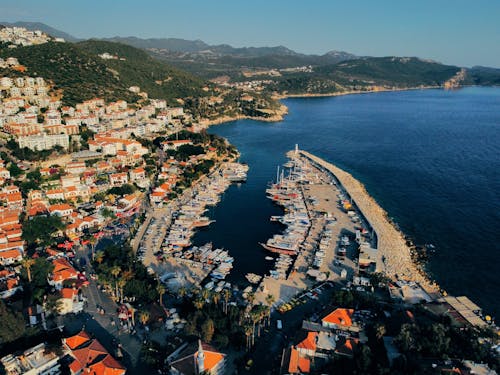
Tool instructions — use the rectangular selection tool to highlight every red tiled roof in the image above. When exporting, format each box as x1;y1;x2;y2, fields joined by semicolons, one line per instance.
288;347;310;374
322;308;354;327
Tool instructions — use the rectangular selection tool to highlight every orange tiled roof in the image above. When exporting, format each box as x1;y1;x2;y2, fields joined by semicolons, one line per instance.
288;347;310;374
65;330;91;350
61;287;78;299
322;308;354;327
0;248;22;259
297;332;317;352
52;258;78;282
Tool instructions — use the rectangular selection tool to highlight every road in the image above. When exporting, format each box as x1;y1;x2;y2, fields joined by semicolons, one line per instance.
67;246;145;372
243;283;336;374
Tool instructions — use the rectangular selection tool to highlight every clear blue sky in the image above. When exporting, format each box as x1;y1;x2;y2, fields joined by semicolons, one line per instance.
1;0;499;67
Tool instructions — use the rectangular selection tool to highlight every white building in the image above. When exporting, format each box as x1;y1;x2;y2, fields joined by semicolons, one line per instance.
1;343;62;375
18;133;69;151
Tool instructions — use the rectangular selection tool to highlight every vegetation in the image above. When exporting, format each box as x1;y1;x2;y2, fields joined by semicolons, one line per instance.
76;40;208;103
22;215;66;247
0;42;140;106
92;243;158;305
0;300;26;345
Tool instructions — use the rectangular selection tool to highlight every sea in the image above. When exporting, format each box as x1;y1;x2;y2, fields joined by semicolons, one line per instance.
192;87;500;317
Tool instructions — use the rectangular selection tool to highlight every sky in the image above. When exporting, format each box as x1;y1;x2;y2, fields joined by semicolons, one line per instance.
1;0;499;67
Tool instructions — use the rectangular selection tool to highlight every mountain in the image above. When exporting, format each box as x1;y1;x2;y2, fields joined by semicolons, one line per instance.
270;57;461;95
466;66;500;86
0;21;80;42
102;36;300;57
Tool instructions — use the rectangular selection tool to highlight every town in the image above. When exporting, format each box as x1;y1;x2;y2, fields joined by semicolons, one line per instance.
0;26;498;375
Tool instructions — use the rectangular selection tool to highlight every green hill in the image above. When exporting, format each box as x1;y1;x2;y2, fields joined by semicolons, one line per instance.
271;57;461;94
0;40;207;106
0;42;140;106
77;40;207;101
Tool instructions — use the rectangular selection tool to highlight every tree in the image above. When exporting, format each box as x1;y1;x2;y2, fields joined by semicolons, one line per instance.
157;283;166;306
95;250;105;264
139;311;150;326
22;215;66;246
201;318;215;343
265;294;275;325
89;236;97;260
0;300;26;344
110;266;121;300
375;323;386;340
21;257;36;282
355;345;372;373
222;289;231;314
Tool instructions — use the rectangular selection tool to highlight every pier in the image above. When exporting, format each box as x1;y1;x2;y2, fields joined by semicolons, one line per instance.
299;150;437;292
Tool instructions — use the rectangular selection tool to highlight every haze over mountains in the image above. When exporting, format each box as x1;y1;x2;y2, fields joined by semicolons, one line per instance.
2;21;499;88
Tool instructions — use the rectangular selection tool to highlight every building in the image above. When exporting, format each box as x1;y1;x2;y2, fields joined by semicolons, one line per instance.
1;342;62;375
170;340;226;375
18;133;69;151
59;287;84;315
321;308;355;330
63;330;126;375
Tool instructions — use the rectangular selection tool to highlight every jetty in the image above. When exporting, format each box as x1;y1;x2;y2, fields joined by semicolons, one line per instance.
298;150;437;292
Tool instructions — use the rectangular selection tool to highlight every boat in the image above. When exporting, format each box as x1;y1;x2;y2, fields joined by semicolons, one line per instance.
260;242;297;256
265;256;274;261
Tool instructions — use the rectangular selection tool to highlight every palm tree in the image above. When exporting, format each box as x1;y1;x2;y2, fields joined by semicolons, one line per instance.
178;287;187;300
110;266;121;299
95;250;105;265
244;324;253;351
117;278;127;303
193;297;205;310
89;236;97;260
139;311;150;326
222;289;231;314
22;258;36;282
265;294;275;326
212;291;220;306
157;283;166;306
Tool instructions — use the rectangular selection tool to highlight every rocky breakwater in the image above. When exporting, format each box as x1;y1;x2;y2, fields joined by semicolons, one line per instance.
299;150;438;293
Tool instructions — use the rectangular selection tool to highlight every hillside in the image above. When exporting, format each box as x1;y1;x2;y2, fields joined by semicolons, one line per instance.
76;40;208;101
0;40;207;106
270;57;461;95
0;41;140;106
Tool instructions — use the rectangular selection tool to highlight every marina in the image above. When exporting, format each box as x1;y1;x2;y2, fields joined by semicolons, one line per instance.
133;162;249;290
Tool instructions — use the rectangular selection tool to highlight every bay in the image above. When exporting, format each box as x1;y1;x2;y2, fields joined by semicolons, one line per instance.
192;87;500;317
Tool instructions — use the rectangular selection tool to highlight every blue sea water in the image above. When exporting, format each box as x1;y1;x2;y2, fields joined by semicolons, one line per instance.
192;87;500;316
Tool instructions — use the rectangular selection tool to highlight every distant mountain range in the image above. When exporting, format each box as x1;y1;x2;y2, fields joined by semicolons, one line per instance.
1;21;499;93
1;21;356;61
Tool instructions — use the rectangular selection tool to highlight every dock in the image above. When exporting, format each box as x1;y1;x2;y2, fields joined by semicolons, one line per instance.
299;150;437;292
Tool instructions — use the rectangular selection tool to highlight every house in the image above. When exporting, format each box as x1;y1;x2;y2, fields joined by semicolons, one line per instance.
109;172;128;187
321;308;355;330
49;203;74;217
49;258;78;289
63;330;126;375
162;139;193;151
0;274;22;299
170;340;226;375
129;167;146;181
0;248;23;265
284;346;310;375
1;343;62;375
59;287;84;315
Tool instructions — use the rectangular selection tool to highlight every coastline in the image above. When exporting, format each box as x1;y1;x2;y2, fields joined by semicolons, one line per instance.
201;85;441;128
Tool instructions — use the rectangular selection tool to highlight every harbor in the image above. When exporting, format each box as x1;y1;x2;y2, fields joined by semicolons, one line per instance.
133;162;249;290
254;146;440;308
